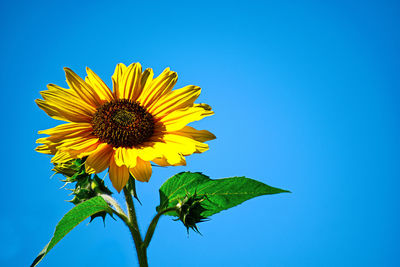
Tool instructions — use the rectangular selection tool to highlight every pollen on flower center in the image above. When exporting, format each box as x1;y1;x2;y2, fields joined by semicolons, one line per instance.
91;99;155;148
113;109;136;126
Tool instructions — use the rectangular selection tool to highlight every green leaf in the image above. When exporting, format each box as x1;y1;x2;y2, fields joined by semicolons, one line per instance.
31;196;113;267
157;172;290;217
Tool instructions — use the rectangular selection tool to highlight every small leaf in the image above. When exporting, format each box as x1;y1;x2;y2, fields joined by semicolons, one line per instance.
31;196;113;267
157;172;290;217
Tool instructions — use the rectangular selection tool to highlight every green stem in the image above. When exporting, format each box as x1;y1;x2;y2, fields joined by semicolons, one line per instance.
123;188;148;267
143;207;178;248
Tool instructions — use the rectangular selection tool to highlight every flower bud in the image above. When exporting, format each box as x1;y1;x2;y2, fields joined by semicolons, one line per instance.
52;158;86;183
176;192;209;234
53;158;113;223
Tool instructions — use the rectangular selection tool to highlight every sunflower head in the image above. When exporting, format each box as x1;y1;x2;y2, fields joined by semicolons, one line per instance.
91;99;155;148
36;63;215;192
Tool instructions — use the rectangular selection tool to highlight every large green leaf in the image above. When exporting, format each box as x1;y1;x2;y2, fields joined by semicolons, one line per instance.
157;172;290;217
31;196;113;267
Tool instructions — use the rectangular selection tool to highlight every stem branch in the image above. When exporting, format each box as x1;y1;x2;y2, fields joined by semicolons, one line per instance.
143;207;178;248
105;187;177;266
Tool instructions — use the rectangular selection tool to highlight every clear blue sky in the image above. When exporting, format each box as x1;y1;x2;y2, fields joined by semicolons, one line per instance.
1;0;399;266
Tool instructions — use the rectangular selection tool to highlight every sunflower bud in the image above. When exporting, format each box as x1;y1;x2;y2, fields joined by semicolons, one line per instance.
69;174;112;202
70;174;113;222
52;158;86;183
176;192;209;234
53;158;112;223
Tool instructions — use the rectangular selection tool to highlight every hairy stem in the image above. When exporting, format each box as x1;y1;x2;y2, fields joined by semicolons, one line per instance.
143;207;178;248
100;194;126;217
100;194;130;225
123;188;148;267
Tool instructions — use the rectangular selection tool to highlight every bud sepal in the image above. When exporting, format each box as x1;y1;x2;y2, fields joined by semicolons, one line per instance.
175;192;209;234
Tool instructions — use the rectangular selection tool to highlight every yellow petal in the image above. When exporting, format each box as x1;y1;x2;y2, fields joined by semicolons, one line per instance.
148;85;201;117
57;137;99;150
193;103;212;110
161;106;214;132
43;84;97;115
35;99;92;123
85;67;114;103
114;147;124;167
119;63;142;101
129;158;152;182
38;123;92;137
137;68;177;109
136;143;163;161
35;99;68;122
114;147;138;168
66;142;100;159
51;150;75;163
43;134;91;145
171;126;216;142
39;90;92;119
125;148;139;168
151;157;169;167
161;152;186;166
36;124;93;152
64;67;102;108
152;156;186;167
85;143;113;174
136;139;187;166
140;68;154;92
163;135;196;155
35;144;54;155
112;63;127;98
163;134;209;154
152;142;187;166
109;153;130;192
35;138;61;155
51;141;100;164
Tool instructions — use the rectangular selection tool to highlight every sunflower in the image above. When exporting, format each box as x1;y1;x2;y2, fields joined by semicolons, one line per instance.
36;63;215;192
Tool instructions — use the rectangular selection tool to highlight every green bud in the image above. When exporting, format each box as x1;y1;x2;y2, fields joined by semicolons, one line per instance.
52;159;81;178
175;192;209;234
52;158;86;183
53;158;113;223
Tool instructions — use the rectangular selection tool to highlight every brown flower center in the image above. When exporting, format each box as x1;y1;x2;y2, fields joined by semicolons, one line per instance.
91;99;154;148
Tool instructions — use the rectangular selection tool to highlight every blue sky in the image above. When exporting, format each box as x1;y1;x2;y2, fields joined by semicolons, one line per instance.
1;0;399;266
